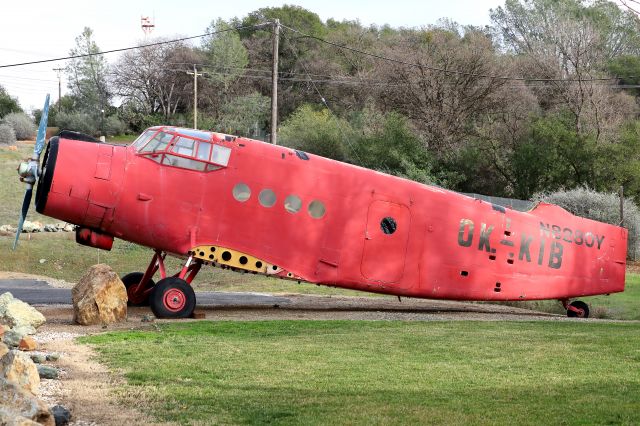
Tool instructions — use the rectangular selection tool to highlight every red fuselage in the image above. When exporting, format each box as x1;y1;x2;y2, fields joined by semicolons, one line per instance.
36;127;627;301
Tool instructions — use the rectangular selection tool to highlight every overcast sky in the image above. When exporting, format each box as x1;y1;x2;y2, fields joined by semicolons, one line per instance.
0;0;505;112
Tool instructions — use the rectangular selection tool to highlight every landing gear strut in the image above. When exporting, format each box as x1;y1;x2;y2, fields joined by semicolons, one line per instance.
123;250;202;318
560;299;590;318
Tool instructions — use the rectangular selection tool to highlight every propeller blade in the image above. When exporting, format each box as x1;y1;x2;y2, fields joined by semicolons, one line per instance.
12;187;33;250
33;94;50;159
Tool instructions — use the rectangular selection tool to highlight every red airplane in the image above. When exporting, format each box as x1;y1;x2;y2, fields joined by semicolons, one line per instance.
15;98;627;318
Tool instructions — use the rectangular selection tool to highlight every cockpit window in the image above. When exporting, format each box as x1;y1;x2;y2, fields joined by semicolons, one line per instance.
173;137;196;156
162;154;206;171
140;132;174;153
212;145;231;166
197;142;212;161
132;130;156;149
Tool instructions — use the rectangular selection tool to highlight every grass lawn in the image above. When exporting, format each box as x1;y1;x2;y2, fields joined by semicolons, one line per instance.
81;320;640;425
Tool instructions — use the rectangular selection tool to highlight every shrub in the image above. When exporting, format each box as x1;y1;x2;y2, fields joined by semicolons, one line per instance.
0;124;16;145
279;105;353;162
1;112;35;140
104;116;126;136
533;187;640;259
55;112;98;136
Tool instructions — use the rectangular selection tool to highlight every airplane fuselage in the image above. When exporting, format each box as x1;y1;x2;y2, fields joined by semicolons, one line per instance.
35;127;627;302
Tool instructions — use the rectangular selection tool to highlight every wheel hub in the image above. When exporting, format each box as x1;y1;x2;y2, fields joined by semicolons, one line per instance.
163;289;186;312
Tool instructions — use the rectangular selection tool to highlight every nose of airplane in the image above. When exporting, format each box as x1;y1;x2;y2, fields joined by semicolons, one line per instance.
35;131;123;231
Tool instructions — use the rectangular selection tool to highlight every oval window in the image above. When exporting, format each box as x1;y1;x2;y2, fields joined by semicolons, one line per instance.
380;217;397;234
284;195;302;214
259;189;277;207
232;183;251;202
308;200;326;219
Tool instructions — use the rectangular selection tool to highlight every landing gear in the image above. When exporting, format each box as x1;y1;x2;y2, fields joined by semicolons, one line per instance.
561;299;590;318
124;250;202;318
121;272;155;306
150;277;196;319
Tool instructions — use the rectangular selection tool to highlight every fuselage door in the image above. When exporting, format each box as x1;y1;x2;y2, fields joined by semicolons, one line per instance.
361;200;411;283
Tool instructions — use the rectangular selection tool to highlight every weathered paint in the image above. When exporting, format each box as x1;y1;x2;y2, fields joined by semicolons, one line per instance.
37;127;627;302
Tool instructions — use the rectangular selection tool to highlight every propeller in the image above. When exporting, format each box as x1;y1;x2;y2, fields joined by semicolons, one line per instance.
13;94;50;250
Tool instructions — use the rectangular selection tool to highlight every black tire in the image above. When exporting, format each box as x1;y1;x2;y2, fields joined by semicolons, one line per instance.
121;272;155;307
150;277;196;319
567;300;590;318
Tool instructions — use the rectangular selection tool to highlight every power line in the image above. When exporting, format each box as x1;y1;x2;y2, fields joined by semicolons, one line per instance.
0;23;270;70
280;24;625;84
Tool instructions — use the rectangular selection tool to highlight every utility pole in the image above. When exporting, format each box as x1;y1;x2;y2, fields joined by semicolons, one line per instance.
186;64;203;129
52;68;63;113
270;19;280;145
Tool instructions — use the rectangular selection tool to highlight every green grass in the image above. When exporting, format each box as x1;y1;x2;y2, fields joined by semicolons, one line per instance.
106;134;137;144
81;320;640;425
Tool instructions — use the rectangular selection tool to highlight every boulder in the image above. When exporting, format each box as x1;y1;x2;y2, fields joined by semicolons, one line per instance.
45;353;60;362
0;342;8;358
30;354;46;364
0;293;46;330
36;365;58;380
43;224;58;233
4;326;36;348
0;378;54;425
0;350;40;395
4;329;22;347
21;221;43;233
51;405;71;426
72;264;128;326
0;324;6;337
19;337;37;352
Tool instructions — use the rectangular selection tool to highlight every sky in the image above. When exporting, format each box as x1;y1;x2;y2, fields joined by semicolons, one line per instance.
0;0;506;112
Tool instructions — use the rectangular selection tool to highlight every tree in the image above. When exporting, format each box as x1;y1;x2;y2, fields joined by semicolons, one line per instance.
215;92;270;137
0;85;22;118
65;27;111;121
376;26;507;154
202;19;249;87
112;40;195;120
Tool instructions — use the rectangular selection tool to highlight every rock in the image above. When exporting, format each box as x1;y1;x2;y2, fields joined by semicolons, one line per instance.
43;224;58;232
0;324;5;337
62;224;74;233
72;264;128;326
14;325;37;337
4;329;22;347
0;224;17;234
45;353;60;362
0;377;54;425
30;354;46;364
0;292;46;330
54;222;66;231
21;221;43;233
0;342;8;358
18;337;37;352
39;259;47;264
4;326;36;348
0;350;40;395
50;405;70;426
36;365;58;380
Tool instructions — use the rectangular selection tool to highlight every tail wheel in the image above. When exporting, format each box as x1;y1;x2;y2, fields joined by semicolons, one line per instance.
567;300;590;318
150;277;196;319
121;272;155;307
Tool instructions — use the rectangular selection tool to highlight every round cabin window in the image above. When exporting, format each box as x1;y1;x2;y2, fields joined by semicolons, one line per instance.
284;195;302;213
259;189;277;207
232;183;251;202
308;200;326;219
380;217;397;234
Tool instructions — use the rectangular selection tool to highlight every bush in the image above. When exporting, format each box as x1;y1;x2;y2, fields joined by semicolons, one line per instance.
0;124;16;145
1;112;35;140
104;116;126;136
533;187;640;259
279;105;354;161
55;112;98;136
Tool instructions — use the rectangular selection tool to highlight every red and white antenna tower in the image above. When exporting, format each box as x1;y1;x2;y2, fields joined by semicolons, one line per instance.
141;15;155;37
